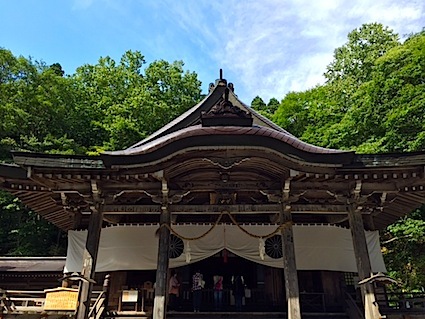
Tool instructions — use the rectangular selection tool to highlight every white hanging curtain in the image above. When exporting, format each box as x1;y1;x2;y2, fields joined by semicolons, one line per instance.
64;224;386;273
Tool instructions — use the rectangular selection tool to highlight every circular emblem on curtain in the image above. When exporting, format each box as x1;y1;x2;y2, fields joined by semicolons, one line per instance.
169;234;184;259
265;235;283;259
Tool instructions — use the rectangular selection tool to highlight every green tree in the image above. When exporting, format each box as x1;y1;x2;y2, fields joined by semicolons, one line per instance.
73;51;201;151
0;191;66;256
267;98;280;114
251;96;266;112
251;96;280;118
138;59;201;144
323;31;425;153
325;23;400;84
0;49;83;159
372;32;425;152
72;51;147;151
382;207;425;291
0;49;202;256
273;85;348;149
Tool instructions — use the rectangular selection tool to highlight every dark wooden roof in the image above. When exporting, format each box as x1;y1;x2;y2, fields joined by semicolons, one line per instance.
0;78;424;232
0;257;65;272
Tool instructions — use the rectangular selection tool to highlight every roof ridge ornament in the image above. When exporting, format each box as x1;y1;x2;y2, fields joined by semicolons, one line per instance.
202;70;253;127
209;69;235;93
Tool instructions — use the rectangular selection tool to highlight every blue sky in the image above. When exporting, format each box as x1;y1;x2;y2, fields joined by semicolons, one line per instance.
1;0;424;104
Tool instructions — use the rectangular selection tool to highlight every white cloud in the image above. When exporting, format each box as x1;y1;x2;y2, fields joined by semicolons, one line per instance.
221;0;424;102
145;0;425;103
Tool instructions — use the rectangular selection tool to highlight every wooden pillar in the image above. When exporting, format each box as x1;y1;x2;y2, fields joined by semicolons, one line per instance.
280;202;301;319
76;203;104;319
347;203;382;319
153;179;171;319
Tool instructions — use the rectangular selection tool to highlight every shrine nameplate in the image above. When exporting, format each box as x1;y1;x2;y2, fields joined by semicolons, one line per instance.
44;288;79;311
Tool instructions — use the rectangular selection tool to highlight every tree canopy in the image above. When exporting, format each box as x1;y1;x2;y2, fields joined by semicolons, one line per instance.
324;23;400;84
0;49;202;255
0;49;201;159
251;96;280;118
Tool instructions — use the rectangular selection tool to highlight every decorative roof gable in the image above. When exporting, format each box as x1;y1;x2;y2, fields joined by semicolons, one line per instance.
128;70;288;149
201;86;253;127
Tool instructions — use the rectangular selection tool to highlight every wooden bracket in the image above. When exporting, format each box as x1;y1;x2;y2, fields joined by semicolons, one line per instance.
261;179;305;204
90;180;104;212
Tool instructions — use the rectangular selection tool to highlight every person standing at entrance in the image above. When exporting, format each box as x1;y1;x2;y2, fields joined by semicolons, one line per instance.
168;271;180;311
232;274;244;311
213;275;224;311
192;270;203;312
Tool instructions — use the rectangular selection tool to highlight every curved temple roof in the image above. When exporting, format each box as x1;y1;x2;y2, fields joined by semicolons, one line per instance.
111;126;348;157
103;125;353;167
104;79;353;166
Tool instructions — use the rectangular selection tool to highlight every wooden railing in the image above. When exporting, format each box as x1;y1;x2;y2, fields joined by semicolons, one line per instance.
376;292;425;312
3;287;424;316
181;288;329;312
182;288;425;314
1;289;46;313
1;289;103;315
88;291;107;319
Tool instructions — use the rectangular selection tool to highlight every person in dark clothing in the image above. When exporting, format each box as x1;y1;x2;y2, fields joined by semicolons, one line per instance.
232;274;244;311
213;275;224;311
192;270;203;312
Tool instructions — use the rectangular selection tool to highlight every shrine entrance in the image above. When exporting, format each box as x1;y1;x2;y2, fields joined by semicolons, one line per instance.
171;255;347;313
105;251;349;314
175;252;285;312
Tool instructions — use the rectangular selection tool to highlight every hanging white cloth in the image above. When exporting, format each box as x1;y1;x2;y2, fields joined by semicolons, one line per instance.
64;223;386;273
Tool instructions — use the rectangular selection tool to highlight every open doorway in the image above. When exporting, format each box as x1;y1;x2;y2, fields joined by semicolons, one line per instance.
173;250;285;312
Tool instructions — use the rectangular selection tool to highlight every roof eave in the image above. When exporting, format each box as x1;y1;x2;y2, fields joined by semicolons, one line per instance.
11;152;104;169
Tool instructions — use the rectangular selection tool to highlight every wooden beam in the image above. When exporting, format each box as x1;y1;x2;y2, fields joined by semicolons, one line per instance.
175;181;279;191
347;194;382;319
280;203;301;319
102;204;351;215
291;181;400;193
153;178;170;319
76;182;104;319
281;180;301;319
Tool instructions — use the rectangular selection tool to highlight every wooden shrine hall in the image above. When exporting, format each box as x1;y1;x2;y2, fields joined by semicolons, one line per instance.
1;74;425;319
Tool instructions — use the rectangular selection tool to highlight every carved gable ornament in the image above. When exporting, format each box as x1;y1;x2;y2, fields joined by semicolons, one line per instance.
201;86;253;127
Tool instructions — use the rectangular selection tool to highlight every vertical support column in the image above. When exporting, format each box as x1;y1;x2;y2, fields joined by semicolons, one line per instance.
280;199;301;319
153;179;171;319
76;181;104;319
347;202;382;319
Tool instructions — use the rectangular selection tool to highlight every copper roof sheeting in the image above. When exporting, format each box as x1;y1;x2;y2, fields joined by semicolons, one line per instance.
103;125;353;167
111;125;349;155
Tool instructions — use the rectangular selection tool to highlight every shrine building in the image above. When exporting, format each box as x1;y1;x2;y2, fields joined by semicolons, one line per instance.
1;74;425;319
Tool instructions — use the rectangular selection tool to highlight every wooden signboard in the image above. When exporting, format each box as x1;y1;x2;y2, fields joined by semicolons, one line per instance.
44;287;79;311
122;290;138;302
